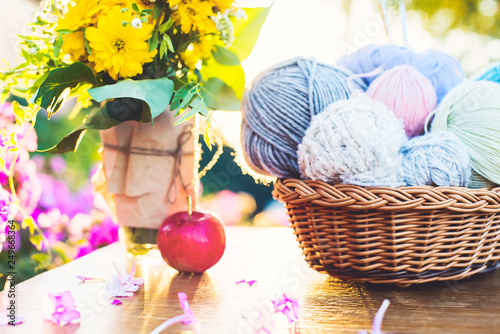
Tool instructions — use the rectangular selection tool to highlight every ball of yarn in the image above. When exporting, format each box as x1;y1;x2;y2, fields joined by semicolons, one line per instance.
298;92;407;187
473;62;500;83
337;44;413;86
337;44;464;103
428;80;500;186
469;170;498;189
400;131;471;187
367;65;437;137
241;58;366;179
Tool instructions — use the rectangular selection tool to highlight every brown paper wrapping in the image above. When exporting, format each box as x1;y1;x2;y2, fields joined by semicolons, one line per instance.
95;111;200;229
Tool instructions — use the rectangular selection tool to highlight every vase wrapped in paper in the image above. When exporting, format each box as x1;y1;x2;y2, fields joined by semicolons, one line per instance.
94;110;200;255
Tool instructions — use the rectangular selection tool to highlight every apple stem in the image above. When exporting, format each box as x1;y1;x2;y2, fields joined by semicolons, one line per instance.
187;195;192;220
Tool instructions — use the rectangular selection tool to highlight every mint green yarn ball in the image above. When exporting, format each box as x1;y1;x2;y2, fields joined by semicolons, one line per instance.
428;80;500;187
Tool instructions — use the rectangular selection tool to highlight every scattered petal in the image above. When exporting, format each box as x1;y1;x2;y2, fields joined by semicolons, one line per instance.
246;280;257;286
359;299;392;334
105;262;143;298
272;293;300;324
235;279;246;284
150;292;200;334
43;290;80;326
111;299;122;305
76;275;105;283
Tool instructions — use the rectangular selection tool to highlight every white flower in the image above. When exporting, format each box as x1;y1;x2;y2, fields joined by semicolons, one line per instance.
105;262;143;298
29;47;37;55
131;18;142;29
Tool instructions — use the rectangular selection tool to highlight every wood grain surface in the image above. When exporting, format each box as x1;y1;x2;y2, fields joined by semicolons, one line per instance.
2;226;500;333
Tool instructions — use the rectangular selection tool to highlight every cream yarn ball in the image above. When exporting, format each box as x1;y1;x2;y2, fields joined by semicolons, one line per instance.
298;92;408;187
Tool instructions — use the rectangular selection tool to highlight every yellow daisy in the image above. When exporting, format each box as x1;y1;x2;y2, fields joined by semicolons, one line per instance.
171;0;217;34
61;31;86;61
58;0;100;31
86;6;157;80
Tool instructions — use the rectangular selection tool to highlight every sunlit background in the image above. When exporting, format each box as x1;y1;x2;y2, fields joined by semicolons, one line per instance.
2;0;500;283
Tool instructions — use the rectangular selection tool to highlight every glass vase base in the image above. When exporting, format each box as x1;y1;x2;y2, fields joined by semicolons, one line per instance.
119;227;162;260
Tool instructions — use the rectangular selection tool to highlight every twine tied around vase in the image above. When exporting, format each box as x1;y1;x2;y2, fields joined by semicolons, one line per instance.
102;124;224;204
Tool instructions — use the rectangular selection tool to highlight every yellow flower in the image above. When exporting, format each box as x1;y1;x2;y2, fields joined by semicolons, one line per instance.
61;31;86;61
86;6;157;80
171;0;217;34
181;35;216;69
212;0;234;12
99;0;155;12
58;0;100;31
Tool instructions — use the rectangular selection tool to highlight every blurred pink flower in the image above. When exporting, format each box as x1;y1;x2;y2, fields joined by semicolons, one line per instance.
49;156;66;174
254;200;289;227
67;213;93;242
88;217;118;248
200;190;256;225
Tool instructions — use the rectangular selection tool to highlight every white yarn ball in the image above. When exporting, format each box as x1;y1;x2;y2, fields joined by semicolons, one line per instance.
298;92;408;187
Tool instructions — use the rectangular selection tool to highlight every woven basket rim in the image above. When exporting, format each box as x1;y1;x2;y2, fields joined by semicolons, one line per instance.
274;178;500;213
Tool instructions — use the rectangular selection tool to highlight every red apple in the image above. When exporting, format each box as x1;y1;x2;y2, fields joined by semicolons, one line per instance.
157;211;226;273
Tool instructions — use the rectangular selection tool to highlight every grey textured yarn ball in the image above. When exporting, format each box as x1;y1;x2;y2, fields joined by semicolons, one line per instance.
298;92;407;187
241;57;366;179
400;131;471;187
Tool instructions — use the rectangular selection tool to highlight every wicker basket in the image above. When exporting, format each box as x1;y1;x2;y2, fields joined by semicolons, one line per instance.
273;179;500;286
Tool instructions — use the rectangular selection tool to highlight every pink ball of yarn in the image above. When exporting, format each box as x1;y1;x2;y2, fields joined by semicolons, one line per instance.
367;65;437;137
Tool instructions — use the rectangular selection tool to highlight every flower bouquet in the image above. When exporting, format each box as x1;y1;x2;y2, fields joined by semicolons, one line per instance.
0;0;270;255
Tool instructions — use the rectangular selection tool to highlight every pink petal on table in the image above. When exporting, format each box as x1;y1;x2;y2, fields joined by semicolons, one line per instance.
272;293;300;324
359;299;391;334
61;308;80;324
111;299;122;305
76;275;105;283
150;292;200;334
235;279;246;284
178;292;195;325
246;280;257;286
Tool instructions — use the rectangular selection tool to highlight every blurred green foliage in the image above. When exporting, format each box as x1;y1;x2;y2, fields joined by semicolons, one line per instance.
394;0;499;38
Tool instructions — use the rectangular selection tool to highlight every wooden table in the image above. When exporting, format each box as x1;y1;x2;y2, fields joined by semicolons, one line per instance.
2;226;500;333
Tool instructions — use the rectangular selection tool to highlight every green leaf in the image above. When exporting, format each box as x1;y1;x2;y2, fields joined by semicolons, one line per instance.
31;253;51;271
88;77;174;120
159;17;173;33
160;39;168;59
200;78;240;111
132;3;140;11
149;31;159;52
29;235;45;251
21;217;36;234
38;105;122;154
164;35;174;52
175;102;208;125
213;45;241;65
229;7;271;61
142;9;154;14
53;35;64;59
153;1;162;19
200;58;245;99
34;62;97;117
171;83;197;112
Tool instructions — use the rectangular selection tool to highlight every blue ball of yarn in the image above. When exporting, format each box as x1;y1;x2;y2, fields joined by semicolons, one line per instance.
399;131;471;187
473;62;500;83
337;44;465;103
241;58;366;179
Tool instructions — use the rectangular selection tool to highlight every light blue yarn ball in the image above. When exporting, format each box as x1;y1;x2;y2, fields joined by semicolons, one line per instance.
473;62;500;83
399;131;471;187
336;44;465;103
241;57;366;179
